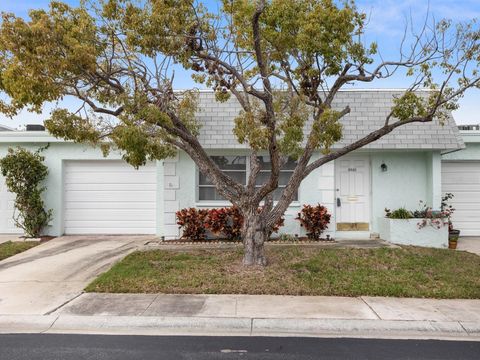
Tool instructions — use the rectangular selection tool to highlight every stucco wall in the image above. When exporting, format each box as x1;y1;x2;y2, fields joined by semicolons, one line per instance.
0;138;442;239
164;150;336;239
442;142;480;161
370;151;439;233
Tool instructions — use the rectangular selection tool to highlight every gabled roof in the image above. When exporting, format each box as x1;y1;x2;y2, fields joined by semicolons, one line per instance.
196;89;464;150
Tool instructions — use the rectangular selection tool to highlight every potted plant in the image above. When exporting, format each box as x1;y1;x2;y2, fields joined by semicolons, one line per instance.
442;193;460;249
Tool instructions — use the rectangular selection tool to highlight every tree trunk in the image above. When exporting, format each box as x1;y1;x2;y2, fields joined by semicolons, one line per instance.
242;209;269;266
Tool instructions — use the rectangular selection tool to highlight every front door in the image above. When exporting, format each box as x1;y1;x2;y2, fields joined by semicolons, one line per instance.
335;156;370;231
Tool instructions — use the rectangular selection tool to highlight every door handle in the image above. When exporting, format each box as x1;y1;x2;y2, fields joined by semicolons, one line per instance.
337;197;341;207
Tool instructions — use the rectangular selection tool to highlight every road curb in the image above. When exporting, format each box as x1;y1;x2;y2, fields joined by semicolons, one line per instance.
0;315;479;340
0;315;58;333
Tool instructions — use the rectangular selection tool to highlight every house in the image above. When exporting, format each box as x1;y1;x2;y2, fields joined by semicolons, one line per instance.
0;90;465;239
442;126;480;236
0;124;14;131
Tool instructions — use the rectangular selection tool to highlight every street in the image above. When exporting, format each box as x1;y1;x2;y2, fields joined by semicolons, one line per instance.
0;334;479;360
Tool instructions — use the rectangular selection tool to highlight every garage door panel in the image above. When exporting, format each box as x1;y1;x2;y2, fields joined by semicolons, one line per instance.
65;209;156;221
64;161;157;235
442;161;480;236
439;183;480;191
448;192;480;203
65;201;156;210
65;173;156;185
65;183;157;191
64;225;156;235
65;191;155;202
452;209;480;218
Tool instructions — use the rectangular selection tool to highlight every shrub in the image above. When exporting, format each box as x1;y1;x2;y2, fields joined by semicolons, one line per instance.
296;204;331;240
177;206;285;241
176;208;209;241
0;147;52;237
385;207;412;219
204;206;244;240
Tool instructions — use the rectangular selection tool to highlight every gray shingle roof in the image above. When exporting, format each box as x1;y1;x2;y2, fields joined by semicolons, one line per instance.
195;90;464;150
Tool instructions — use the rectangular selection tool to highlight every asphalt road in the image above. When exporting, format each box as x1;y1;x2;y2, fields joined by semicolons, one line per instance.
0;334;479;360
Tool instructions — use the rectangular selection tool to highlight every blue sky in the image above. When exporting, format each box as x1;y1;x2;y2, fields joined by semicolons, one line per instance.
0;0;479;129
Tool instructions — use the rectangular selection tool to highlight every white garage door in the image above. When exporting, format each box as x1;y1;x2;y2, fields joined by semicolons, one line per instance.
0;176;22;234
442;161;480;236
64;160;157;234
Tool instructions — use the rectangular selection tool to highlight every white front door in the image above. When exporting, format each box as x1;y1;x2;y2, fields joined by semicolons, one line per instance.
335;156;370;231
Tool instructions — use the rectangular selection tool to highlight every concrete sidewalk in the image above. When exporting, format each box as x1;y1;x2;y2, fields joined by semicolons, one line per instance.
0;293;479;340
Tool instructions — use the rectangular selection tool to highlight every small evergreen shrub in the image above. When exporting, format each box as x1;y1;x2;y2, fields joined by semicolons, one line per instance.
0;147;52;237
296;204;331;240
385;207;412;219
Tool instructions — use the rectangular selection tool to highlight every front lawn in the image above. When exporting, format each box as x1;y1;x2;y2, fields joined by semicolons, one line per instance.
86;246;480;299
0;241;39;261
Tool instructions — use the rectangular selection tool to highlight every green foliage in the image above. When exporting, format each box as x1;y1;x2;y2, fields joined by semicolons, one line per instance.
0;2;99;115
0;147;52;237
392;92;428;122
385;207;413;219
44;109;101;143
311;108;343;154
233;101;271;150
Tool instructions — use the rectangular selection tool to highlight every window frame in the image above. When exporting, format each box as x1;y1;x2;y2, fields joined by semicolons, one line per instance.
196;155;300;204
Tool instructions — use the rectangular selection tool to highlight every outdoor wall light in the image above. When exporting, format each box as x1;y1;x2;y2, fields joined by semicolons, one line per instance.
380;162;388;172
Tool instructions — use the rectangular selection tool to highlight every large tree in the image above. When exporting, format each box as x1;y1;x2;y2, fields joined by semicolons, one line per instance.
0;0;479;265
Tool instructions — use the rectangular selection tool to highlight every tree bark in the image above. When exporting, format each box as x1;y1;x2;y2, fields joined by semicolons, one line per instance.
242;208;269;266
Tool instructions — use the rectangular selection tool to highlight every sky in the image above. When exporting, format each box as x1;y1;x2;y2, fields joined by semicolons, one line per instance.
0;0;479;129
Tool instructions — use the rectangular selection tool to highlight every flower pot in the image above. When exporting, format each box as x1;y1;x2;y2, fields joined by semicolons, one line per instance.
448;229;460;249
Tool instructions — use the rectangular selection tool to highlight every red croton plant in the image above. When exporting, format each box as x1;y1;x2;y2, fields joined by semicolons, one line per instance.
296;204;331;240
177;206;284;241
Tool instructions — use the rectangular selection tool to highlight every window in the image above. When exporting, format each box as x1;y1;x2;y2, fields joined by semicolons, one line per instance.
255;156;298;201
198;155;298;202
198;156;246;201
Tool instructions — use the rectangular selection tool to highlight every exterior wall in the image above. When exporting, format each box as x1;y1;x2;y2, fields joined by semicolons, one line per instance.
0;135;443;239
161;150;336;239
370;151;441;234
441;131;480;161
442;143;480;161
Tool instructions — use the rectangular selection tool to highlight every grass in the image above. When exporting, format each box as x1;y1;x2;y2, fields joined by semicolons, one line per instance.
86;246;480;299
0;241;39;261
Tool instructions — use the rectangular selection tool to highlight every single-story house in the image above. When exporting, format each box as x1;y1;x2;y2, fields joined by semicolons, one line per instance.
0;90;469;239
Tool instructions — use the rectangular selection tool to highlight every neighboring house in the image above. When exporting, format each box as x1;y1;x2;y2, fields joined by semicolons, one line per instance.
0;124;14;131
0;90;465;239
442;126;480;236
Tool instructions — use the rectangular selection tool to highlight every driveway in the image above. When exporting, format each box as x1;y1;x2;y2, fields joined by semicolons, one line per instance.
458;237;480;256
0;236;151;315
